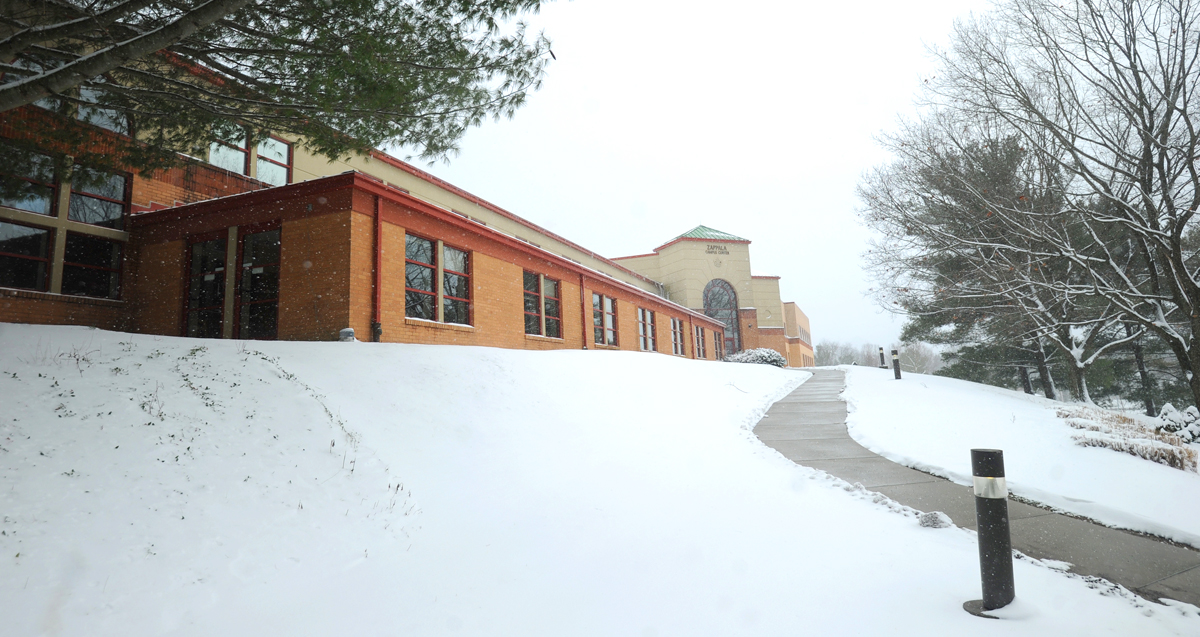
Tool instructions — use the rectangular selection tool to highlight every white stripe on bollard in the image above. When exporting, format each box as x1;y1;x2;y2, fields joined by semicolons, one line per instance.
972;476;1008;499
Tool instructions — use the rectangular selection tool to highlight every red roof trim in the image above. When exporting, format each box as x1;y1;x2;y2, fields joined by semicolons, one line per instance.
612;252;657;260
129;173;722;328
367;150;662;287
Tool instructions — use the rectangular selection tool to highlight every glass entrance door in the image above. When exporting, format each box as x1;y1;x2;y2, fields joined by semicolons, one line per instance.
235;228;280;340
186;236;227;338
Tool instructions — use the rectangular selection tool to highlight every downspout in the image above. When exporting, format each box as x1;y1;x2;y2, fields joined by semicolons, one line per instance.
580;272;588;349
371;196;383;342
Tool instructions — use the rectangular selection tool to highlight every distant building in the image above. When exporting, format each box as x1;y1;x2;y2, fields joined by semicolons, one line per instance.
1;104;811;364
615;226;813;367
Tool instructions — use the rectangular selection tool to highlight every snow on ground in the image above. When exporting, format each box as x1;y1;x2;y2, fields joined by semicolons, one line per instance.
1;324;1197;636
842;365;1200;547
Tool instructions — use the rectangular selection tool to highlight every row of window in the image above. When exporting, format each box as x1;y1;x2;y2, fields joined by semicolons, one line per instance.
0;221;122;298
6;60;292;191
593;292;719;357
210;132;293;188
404;232;720;356
2;151;129;230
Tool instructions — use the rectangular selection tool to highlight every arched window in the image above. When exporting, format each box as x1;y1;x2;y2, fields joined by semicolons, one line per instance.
703;279;740;354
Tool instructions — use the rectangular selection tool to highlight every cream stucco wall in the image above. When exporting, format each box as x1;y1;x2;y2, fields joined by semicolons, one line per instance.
748;278;786;329
644;240;754;311
242;138;663;296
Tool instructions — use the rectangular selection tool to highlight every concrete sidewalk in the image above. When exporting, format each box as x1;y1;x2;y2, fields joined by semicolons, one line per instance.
755;369;1200;607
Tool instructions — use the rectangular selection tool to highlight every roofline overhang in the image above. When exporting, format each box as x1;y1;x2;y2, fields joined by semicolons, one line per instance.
366;151;664;289
129;172;724;329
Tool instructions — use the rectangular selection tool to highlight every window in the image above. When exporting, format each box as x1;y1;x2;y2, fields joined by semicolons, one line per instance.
405;234;471;325
1;59;61;112
703;279;741;354
187;236;227;338
68;166;127;229
76;86;129;135
237;228;281;340
0;150;56;216
694;326;707;359
0;143;130;299
670;318;685;356
543;278;561;338
524;272;562;338
256;137;291;187
592;293;617;346
637;308;656;352
442;245;470;325
210;129;249;175
405;234;436;320
523;271;541;334
714;333;724;360
62;233;121;299
0;221;52;291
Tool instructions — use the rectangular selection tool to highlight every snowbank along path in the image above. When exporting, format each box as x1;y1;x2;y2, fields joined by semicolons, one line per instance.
2;324;1198;635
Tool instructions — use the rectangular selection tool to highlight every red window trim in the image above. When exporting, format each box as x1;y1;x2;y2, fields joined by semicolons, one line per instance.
694;325;707;359
404;232;437;312
593;292;617;347
441;243;471;325
61;232;123;299
68;167;131;228
523;270;542;335
637;307;656;352
0;156;57;217
670;317;685;356
543;276;561;336
256;135;293;185
234;221;282;340
0;219;53;292
212;132;250;175
524;272;563;337
181;229;229;336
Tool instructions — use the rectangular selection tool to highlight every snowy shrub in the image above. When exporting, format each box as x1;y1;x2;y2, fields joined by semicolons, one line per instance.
723;348;787;368
1058;406;1198;472
1158;403;1200;443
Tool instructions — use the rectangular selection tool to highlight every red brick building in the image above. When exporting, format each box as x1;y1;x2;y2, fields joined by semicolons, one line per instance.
1;106;727;359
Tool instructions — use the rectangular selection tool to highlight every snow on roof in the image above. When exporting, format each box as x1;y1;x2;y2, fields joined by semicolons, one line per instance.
670;225;749;243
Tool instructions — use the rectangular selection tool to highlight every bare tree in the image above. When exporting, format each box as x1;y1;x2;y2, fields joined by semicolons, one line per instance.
920;0;1200;406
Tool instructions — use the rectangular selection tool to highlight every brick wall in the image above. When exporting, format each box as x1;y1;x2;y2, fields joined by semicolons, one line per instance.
0;289;125;330
125;239;186;335
132;162;267;212
278;211;353;341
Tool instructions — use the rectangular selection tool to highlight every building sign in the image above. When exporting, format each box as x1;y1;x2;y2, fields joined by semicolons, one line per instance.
705;244;729;255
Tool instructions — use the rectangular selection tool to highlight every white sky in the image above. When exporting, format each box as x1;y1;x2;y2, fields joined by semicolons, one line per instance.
402;0;989;347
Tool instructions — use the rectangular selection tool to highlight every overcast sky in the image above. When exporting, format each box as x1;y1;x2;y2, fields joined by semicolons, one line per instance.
401;0;989;347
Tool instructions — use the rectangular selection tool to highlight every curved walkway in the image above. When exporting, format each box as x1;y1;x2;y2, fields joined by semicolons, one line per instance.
755;369;1200;607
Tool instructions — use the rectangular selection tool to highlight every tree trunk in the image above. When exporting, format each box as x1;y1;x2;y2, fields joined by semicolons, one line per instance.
1018;366;1033;394
1125;323;1156;417
1034;345;1056;400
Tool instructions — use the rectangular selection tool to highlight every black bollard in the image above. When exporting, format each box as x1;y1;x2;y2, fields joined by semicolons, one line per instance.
891;349;901;379
878;347;887;368
964;449;1015;617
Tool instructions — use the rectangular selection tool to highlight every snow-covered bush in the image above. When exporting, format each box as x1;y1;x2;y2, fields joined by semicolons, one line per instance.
724;348;787;368
1057;406;1199;472
1158;403;1200;443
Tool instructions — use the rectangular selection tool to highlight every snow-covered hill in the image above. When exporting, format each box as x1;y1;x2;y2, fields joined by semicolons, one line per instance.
844;366;1200;547
1;324;1196;635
